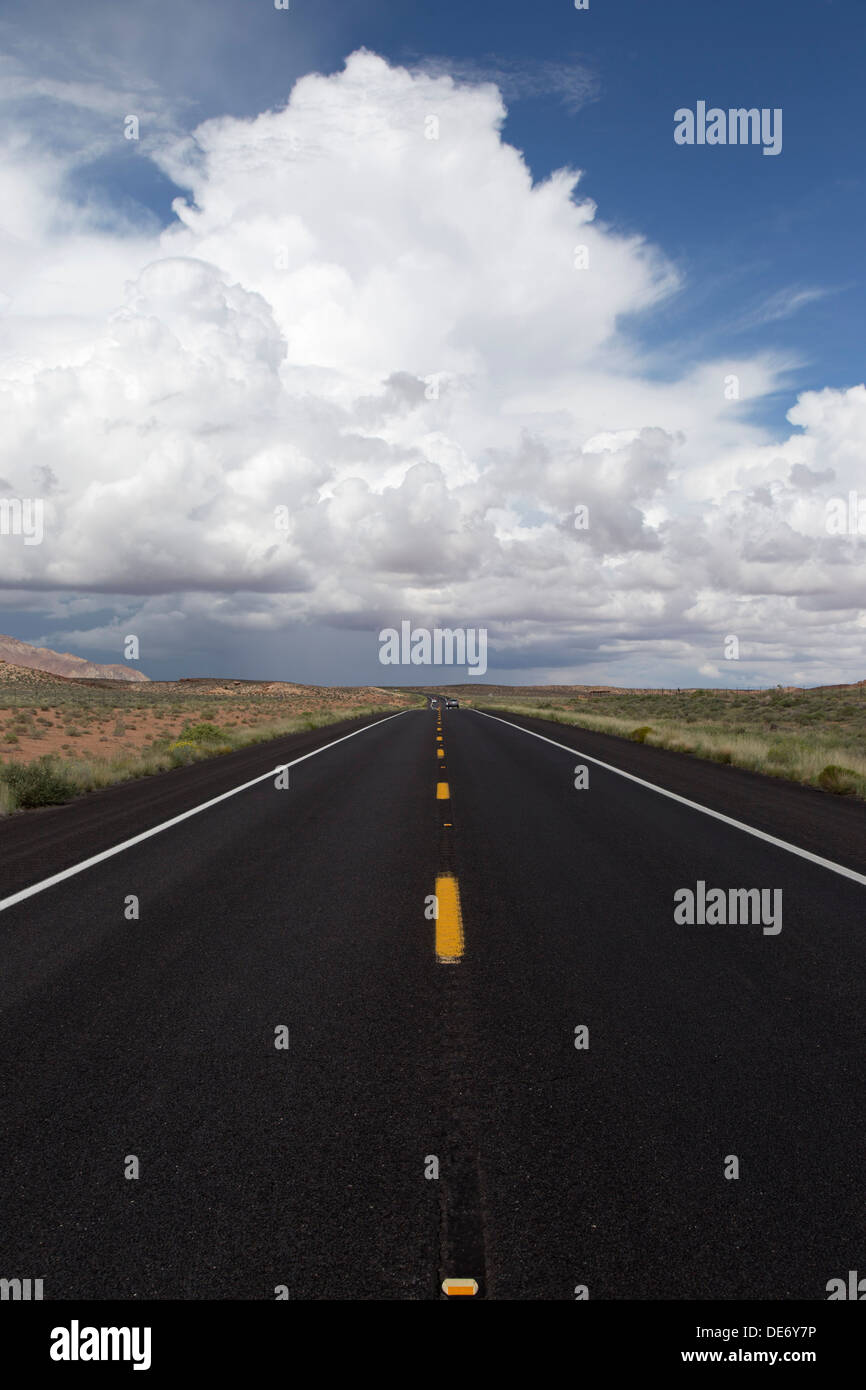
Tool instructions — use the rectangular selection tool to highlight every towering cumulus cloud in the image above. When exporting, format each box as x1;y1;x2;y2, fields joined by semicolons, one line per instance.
0;49;863;683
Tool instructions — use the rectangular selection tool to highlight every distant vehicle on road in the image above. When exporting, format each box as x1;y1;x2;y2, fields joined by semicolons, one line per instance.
445;698;459;708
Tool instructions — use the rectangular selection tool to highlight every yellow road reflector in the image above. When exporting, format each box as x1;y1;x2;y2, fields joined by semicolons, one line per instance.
435;874;464;961
437;735;443;742
436;782;450;799
442;1278;477;1297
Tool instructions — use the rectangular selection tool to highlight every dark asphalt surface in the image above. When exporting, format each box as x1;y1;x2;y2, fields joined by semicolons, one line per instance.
0;706;864;1300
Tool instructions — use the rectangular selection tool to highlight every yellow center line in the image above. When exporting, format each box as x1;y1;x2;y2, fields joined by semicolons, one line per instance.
436;781;450;799
442;1278;477;1296
435;874;464;962
437;748;444;759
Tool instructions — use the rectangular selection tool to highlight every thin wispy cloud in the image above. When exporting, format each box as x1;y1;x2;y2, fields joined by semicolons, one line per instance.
737;285;836;331
410;53;600;115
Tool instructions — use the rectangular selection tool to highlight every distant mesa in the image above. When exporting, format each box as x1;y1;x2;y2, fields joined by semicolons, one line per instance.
0;634;149;683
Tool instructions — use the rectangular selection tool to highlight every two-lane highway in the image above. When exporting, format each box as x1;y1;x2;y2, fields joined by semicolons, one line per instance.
1;705;864;1299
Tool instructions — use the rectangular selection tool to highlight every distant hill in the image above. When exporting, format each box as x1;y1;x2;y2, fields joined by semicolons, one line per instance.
0;658;81;688
0;634;149;683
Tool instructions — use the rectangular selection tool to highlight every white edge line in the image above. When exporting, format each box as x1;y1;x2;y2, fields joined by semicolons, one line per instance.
472;708;866;888
0;710;409;914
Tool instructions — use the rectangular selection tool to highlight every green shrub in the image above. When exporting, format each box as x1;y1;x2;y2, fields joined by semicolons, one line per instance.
630;726;653;743
168;742;199;766
178;722;227;744
1;756;77;807
817;764;859;795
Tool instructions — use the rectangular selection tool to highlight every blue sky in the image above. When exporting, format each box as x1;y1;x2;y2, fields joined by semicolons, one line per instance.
0;0;864;685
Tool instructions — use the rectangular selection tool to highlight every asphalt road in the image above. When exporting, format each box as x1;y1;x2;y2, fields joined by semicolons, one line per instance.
1;705;864;1301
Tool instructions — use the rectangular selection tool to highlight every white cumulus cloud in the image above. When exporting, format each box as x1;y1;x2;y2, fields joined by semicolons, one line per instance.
0;49;863;685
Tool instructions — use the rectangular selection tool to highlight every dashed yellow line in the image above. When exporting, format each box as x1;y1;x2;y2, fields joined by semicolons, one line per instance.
435;874;464;962
436;782;450;799
442;1277;477;1296
437;748;444;759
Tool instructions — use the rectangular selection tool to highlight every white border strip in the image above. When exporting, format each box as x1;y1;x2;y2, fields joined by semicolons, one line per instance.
0;711;409;914
472;708;866;888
